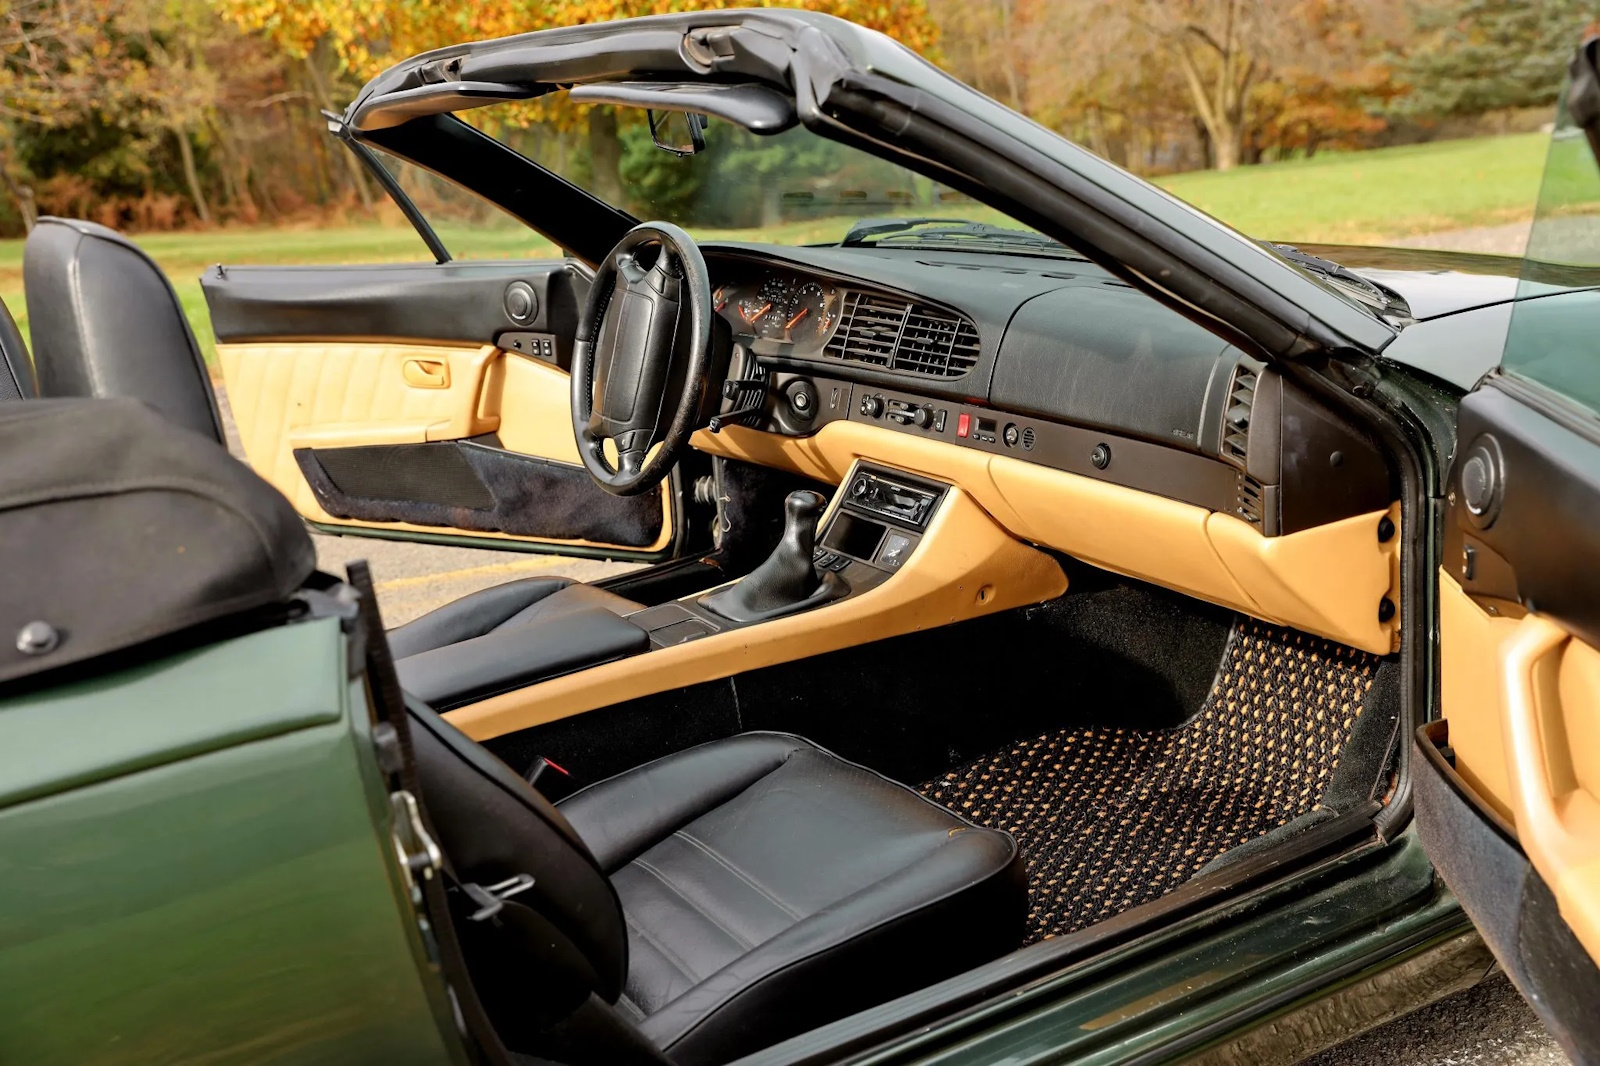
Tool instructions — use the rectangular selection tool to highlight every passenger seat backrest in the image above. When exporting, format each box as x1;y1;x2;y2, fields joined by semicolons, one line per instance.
24;217;224;442
404;699;635;1052
0;296;35;400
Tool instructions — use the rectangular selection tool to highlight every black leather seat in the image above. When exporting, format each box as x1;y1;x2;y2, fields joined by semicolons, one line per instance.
408;706;1026;1065
24;217;224;442
0;297;35;402
390;577;647;708
23;218;647;709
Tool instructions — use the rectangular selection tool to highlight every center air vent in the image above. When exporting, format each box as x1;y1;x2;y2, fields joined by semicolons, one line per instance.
825;292;980;378
1222;364;1259;466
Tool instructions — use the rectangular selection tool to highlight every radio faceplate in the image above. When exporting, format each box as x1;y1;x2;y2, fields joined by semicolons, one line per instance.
843;469;941;529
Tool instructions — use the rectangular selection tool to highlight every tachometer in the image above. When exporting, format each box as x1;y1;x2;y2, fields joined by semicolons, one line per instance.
783;281;840;347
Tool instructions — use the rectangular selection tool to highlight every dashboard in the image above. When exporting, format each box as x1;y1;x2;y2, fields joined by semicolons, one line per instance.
700;243;1394;539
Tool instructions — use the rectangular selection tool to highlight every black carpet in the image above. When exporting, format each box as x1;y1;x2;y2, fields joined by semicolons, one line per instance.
920;620;1380;942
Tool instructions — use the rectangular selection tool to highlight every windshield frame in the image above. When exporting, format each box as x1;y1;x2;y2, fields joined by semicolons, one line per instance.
349;11;1397;360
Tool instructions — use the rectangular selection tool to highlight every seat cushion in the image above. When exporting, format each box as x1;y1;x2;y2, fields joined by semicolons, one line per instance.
558;733;1026;1064
389;578;647;710
388;577;643;660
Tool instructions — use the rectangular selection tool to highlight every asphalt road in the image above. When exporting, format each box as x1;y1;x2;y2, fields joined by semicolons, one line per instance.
209;215;1570;1061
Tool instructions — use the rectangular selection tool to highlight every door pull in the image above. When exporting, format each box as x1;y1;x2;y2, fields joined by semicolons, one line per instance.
403;358;450;388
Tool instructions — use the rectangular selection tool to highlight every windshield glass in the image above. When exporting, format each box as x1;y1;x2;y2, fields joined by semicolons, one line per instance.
459;94;1055;250
1502;60;1600;413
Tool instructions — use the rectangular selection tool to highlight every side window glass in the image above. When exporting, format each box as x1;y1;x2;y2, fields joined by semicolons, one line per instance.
369;150;560;261
1505;76;1600;414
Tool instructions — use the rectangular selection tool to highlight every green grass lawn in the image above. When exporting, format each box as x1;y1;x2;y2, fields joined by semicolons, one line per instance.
1157;131;1551;244
0;131;1554;368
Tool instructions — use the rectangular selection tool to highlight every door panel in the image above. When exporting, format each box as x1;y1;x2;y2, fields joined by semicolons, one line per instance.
207;261;677;559
1422;366;1600;1060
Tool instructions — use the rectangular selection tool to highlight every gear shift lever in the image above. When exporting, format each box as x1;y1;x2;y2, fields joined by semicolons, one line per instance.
701;490;847;623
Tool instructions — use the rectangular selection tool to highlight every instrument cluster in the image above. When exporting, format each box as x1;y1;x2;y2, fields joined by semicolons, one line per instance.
713;271;844;353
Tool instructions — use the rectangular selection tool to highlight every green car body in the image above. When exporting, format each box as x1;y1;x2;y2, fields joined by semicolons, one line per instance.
0;613;1470;1063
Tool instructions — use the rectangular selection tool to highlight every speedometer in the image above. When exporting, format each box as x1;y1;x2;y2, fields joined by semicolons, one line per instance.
752;276;795;338
783;281;840;347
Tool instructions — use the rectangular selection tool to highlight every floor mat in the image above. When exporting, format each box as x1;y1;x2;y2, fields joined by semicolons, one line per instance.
920;620;1380;942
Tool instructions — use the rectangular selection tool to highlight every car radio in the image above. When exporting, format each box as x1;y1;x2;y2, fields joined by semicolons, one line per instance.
844;470;940;529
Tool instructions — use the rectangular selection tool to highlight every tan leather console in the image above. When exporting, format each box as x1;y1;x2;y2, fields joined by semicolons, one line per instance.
692;420;1400;655
444;479;1068;740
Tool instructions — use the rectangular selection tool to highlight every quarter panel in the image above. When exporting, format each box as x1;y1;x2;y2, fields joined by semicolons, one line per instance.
0;622;459;1065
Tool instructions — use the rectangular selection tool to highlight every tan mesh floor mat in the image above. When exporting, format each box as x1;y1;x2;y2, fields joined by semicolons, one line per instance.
920;620;1380;942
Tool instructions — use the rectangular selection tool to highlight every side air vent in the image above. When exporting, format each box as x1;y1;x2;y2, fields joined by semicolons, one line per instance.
1236;472;1264;525
825;291;980;377
1222;364;1259;466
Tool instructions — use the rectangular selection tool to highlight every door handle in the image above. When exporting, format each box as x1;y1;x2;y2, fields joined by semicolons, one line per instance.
1501;614;1600;960
403;358;450;389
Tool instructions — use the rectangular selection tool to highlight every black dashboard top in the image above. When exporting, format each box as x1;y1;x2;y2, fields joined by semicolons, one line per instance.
704;242;1245;457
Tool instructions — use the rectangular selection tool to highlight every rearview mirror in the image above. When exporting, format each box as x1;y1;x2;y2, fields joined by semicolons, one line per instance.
1568;37;1600;166
648;110;707;156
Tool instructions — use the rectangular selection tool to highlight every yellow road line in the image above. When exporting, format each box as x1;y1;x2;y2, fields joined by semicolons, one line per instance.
374;555;573;592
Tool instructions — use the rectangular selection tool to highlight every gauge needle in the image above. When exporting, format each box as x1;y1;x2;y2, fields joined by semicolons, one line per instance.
785;307;810;329
742;301;772;324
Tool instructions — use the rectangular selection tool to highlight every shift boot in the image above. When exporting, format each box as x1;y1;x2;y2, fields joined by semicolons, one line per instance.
701;490;845;622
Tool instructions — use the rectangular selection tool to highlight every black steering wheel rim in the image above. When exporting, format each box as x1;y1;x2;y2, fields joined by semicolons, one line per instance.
570;221;713;496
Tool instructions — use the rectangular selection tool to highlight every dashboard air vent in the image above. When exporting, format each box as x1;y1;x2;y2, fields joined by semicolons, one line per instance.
825;292;980;377
1235;473;1264;525
1222;364;1258;466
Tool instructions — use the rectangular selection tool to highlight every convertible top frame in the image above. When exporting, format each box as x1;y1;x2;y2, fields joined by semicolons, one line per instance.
344;10;1397;363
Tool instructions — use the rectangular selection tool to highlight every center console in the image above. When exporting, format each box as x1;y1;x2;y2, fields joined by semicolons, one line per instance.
625;463;947;648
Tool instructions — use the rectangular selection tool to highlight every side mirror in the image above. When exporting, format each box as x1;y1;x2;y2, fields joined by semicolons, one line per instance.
1568;37;1600;166
648;110;707;156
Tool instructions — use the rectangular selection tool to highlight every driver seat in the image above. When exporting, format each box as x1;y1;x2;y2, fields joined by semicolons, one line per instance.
23;217;647;709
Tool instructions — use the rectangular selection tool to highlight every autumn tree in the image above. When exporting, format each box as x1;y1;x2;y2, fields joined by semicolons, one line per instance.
218;0;939;204
0;0;130;227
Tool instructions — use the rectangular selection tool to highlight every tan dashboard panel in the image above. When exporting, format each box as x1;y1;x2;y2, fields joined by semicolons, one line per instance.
986;454;1257;610
694;419;1398;654
1206;504;1401;655
445;485;1068;740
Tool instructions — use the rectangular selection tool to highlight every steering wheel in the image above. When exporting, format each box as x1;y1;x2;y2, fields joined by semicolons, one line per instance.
571;222;715;496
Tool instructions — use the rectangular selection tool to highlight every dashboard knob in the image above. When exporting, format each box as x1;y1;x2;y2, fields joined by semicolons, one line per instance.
859;395;884;418
912;406;933;429
851;476;870;498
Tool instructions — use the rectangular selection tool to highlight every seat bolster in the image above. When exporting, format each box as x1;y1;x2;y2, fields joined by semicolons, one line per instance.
396;605;650;709
387;576;576;658
559;733;812;872
639;828;1025;1065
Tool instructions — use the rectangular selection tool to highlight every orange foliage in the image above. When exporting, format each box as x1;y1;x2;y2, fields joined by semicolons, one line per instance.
218;0;938;81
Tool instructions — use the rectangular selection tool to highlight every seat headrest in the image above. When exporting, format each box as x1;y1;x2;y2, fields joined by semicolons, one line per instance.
0;296;34;401
24;217;224;443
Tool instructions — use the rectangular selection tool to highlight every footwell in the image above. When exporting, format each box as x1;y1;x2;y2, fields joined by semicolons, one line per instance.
920;620;1380;943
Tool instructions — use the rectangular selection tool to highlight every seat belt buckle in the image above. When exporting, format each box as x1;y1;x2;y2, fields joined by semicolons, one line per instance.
524;755;571;791
461;873;537;922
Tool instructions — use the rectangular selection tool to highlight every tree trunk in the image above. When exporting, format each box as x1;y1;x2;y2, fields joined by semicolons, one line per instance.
1212;127;1240;171
173;126;213;226
304;51;375;213
587;106;625;206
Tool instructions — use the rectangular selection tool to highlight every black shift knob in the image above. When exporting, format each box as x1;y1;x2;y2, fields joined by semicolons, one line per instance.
780;489;827;565
700;488;841;622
